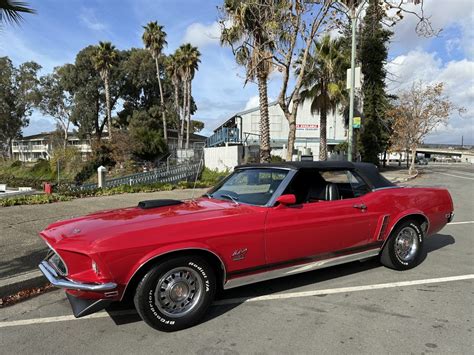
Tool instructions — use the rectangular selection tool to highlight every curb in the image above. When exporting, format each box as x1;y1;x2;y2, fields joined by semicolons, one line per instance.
0;270;48;298
389;170;419;183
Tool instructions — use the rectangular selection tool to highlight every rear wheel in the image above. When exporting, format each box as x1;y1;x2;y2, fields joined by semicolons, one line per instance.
380;219;424;270
134;256;216;331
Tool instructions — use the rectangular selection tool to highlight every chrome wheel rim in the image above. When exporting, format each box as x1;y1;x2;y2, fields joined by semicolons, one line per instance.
154;267;203;318
394;226;419;262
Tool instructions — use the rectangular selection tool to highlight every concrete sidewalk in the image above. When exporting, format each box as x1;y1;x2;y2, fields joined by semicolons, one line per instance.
0;169;415;297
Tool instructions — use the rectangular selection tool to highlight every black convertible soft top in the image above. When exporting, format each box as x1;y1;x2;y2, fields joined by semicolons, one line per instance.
236;161;395;189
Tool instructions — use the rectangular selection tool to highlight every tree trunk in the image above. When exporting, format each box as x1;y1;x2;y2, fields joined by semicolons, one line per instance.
63;129;68;150
173;80;181;150
257;72;271;163
286;112;296;161
406;149;409;169
398;152;402;167
409;147;417;175
155;57;167;143
8;138;13;159
185;80;191;150
104;75;113;142
179;80;187;150
319;109;328;161
383;150;387;167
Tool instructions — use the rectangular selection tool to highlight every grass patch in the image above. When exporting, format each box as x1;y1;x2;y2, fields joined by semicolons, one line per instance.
0;193;75;207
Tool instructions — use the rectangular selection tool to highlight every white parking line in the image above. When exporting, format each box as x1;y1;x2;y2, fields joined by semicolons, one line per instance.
448;221;474;225
214;274;474;305
0;274;473;328
438;172;474;180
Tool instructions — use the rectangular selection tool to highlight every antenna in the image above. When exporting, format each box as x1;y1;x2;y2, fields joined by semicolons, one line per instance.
191;151;204;201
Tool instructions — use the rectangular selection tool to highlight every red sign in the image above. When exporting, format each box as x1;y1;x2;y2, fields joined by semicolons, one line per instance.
296;124;319;130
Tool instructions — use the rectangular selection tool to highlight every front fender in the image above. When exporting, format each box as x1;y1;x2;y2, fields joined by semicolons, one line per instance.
120;242;227;298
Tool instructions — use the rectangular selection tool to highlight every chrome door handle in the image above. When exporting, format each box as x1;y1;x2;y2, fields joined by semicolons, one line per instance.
353;203;367;210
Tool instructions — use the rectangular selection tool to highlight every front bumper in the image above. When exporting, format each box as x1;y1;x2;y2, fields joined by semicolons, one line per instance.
38;261;117;292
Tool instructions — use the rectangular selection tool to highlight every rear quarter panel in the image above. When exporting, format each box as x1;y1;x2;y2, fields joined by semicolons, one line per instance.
363;186;453;242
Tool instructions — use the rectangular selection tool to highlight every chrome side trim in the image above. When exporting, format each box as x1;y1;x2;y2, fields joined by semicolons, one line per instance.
223;249;381;290
371;186;404;192
120;247;227;301
39;261;117;292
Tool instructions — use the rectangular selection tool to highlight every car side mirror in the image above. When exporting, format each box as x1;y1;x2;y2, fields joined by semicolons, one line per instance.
275;194;296;206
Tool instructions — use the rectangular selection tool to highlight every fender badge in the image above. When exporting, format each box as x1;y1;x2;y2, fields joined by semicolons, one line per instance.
72;228;81;234
232;248;248;261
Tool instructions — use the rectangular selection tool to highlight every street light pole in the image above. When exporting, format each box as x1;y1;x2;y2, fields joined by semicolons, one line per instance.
348;7;357;162
337;0;367;162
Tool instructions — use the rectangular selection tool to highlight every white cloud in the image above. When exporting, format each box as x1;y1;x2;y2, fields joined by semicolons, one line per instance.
387;50;474;144
390;0;474;58
244;95;260;110
183;21;221;48
79;8;107;32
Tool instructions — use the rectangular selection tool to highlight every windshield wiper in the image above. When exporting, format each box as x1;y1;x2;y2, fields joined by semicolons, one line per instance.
220;194;239;205
203;193;213;198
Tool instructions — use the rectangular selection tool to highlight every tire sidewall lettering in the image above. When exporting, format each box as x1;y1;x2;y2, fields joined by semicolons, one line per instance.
393;222;423;266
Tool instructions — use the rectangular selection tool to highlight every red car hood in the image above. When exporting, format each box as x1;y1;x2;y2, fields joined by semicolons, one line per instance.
40;198;236;251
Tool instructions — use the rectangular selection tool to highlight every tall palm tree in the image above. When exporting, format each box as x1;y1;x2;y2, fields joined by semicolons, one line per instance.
177;43;201;150
165;52;183;147
220;0;274;163
93;41;118;142
142;21;168;142
300;35;347;161
0;0;35;25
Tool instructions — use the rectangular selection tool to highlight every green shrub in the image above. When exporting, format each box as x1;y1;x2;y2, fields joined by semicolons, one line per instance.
10;160;22;168
0;194;74;207
200;168;228;185
31;159;53;177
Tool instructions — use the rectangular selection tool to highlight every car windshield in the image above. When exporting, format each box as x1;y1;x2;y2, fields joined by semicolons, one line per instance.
208;168;289;206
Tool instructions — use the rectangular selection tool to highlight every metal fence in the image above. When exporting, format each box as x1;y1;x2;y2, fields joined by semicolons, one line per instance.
72;162;203;191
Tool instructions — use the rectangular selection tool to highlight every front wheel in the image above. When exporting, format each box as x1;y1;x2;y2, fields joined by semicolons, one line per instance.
134;256;216;331
380;220;424;270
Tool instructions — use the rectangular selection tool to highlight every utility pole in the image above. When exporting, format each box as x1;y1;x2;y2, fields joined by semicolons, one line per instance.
337;0;367;162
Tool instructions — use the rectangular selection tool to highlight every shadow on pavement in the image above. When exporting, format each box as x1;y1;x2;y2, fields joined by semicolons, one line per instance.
0;248;48;280
419;233;455;264
105;232;455;327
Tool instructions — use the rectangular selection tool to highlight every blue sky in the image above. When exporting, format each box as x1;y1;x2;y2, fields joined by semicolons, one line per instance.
1;0;472;144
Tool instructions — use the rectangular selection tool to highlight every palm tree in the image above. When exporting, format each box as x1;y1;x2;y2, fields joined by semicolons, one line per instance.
220;0;274;163
300;35;347;161
177;43;201;150
93;41;118;142
0;0;35;25
165;52;183;147
142;21;168;142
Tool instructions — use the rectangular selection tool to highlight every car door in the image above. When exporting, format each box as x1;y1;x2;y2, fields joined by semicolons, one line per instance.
264;169;378;265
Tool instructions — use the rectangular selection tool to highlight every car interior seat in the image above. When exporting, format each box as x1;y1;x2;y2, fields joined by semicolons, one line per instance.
306;183;340;202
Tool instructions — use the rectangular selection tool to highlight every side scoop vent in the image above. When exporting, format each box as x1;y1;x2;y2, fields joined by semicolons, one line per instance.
138;199;182;209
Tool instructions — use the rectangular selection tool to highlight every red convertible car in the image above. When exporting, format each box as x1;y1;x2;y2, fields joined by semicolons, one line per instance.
38;162;454;331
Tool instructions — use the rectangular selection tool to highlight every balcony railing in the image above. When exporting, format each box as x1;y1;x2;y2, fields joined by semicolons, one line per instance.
206;127;240;147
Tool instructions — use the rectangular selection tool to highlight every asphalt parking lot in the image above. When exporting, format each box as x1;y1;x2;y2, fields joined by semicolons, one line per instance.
0;165;473;354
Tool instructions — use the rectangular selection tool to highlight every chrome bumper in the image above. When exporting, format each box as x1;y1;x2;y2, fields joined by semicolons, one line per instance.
39;261;117;292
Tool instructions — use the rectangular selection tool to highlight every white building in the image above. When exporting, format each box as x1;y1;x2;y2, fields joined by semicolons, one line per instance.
12;133;93;162
205;99;348;170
